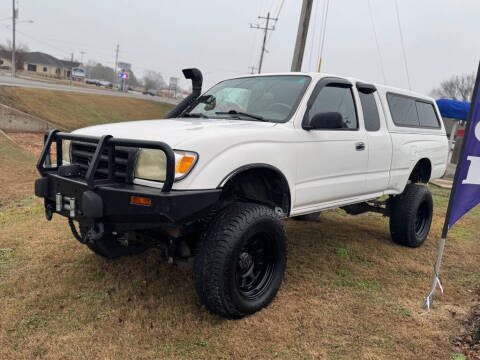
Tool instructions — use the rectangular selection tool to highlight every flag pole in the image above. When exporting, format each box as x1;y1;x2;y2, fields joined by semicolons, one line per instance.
423;61;480;310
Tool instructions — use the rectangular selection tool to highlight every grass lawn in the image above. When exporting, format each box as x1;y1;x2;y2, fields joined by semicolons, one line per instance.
0;134;479;359
0;86;174;131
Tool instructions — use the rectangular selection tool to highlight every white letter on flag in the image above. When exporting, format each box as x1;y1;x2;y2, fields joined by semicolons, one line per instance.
463;156;480;185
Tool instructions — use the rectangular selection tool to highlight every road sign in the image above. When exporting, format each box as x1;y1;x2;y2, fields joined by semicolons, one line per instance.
118;73;129;79
118;62;131;70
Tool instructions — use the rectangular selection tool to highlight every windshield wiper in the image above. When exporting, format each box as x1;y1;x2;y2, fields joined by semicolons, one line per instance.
182;112;208;118
215;110;266;122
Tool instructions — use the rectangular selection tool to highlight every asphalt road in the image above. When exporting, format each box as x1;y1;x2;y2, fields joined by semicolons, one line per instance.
0;72;179;105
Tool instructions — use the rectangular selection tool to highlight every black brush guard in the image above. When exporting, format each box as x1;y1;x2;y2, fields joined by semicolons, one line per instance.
34;129;221;233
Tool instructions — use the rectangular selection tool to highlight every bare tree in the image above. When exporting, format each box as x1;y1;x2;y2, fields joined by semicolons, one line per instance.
430;72;476;102
142;70;166;90
0;41;29;71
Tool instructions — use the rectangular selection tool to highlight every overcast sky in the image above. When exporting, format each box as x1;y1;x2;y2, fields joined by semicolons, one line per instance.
0;0;478;93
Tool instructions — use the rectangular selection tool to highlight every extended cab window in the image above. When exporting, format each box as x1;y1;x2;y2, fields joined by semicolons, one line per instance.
359;92;380;131
307;85;358;130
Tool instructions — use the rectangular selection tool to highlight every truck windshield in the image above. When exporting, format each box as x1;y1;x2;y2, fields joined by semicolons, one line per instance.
184;75;311;123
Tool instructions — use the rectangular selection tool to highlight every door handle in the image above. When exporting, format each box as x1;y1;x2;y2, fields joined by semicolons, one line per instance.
355;142;366;151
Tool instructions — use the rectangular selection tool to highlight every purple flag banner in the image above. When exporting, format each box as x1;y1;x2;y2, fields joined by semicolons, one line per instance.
423;63;480;310
447;65;480;231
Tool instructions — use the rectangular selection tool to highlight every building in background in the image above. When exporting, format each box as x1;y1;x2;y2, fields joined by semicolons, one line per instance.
23;52;80;79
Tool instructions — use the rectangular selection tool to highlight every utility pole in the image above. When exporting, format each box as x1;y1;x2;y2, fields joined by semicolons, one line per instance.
69;53;73;86
11;0;16;77
113;44;119;88
250;12;277;74
291;0;313;72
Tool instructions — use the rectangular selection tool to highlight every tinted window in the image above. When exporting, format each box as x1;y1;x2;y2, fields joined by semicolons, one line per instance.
359;92;380;131
416;101;440;128
308;85;358;129
387;94;419;127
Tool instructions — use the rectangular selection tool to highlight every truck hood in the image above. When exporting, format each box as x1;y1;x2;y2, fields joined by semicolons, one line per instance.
72;118;277;148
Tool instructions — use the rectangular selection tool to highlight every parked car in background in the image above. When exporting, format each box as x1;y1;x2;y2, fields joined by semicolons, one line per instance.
99;80;113;88
142;89;156;96
85;78;101;86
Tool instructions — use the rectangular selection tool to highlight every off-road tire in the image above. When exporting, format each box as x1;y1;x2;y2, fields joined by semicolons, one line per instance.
389;184;433;248
194;202;287;319
292;212;321;221
79;226;149;259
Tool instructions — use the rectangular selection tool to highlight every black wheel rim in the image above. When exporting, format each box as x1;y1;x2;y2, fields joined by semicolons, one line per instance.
415;201;430;238
235;233;277;300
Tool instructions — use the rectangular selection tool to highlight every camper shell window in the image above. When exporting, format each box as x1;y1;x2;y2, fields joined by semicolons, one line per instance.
387;93;440;129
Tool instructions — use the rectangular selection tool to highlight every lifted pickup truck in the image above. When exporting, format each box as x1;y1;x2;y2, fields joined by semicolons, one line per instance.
35;69;448;318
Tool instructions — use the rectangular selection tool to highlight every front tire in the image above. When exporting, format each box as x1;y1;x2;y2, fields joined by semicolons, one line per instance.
194;203;287;319
389;184;433;248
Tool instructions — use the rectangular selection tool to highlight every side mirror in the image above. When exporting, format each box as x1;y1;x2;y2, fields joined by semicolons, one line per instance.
307;112;344;130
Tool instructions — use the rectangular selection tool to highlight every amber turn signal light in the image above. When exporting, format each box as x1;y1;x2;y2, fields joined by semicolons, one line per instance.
130;195;152;206
176;156;195;174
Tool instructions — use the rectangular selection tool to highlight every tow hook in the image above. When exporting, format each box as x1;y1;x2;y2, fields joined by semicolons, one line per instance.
86;222;105;242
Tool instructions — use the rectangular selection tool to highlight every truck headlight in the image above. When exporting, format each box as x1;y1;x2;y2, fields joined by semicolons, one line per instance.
62;140;71;164
134;149;198;182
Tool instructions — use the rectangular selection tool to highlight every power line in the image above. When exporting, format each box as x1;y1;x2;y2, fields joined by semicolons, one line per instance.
394;0;412;90
367;0;387;85
15;29;72;57
266;0;285;43
307;0;320;71
250;12;278;73
317;0;329;72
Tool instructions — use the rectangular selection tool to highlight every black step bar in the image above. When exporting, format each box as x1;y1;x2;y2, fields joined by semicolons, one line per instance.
36;129;175;192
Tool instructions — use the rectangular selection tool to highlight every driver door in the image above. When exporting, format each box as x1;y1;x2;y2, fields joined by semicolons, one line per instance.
294;78;368;209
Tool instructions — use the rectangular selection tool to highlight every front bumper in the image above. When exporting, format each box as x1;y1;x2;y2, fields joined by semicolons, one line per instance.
35;130;221;232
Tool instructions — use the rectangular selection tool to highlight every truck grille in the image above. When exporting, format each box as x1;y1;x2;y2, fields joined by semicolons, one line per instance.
70;141;135;183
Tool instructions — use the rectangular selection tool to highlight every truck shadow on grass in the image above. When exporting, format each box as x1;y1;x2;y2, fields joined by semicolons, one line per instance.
56;210;395;320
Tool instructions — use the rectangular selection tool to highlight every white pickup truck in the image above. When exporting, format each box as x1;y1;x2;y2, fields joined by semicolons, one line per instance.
35;69;448;319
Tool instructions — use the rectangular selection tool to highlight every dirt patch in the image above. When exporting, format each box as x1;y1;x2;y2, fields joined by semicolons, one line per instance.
452;288;480;359
6;132;45;157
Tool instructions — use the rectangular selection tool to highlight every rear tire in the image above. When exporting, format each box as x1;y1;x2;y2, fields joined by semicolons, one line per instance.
194;203;287;319
389;184;433;248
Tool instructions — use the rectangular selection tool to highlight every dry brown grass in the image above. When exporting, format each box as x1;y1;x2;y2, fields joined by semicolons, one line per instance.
1;136;479;359
0;135;37;208
0;86;174;131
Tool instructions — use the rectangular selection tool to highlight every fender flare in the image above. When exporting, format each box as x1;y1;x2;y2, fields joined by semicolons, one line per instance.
218;163;292;215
